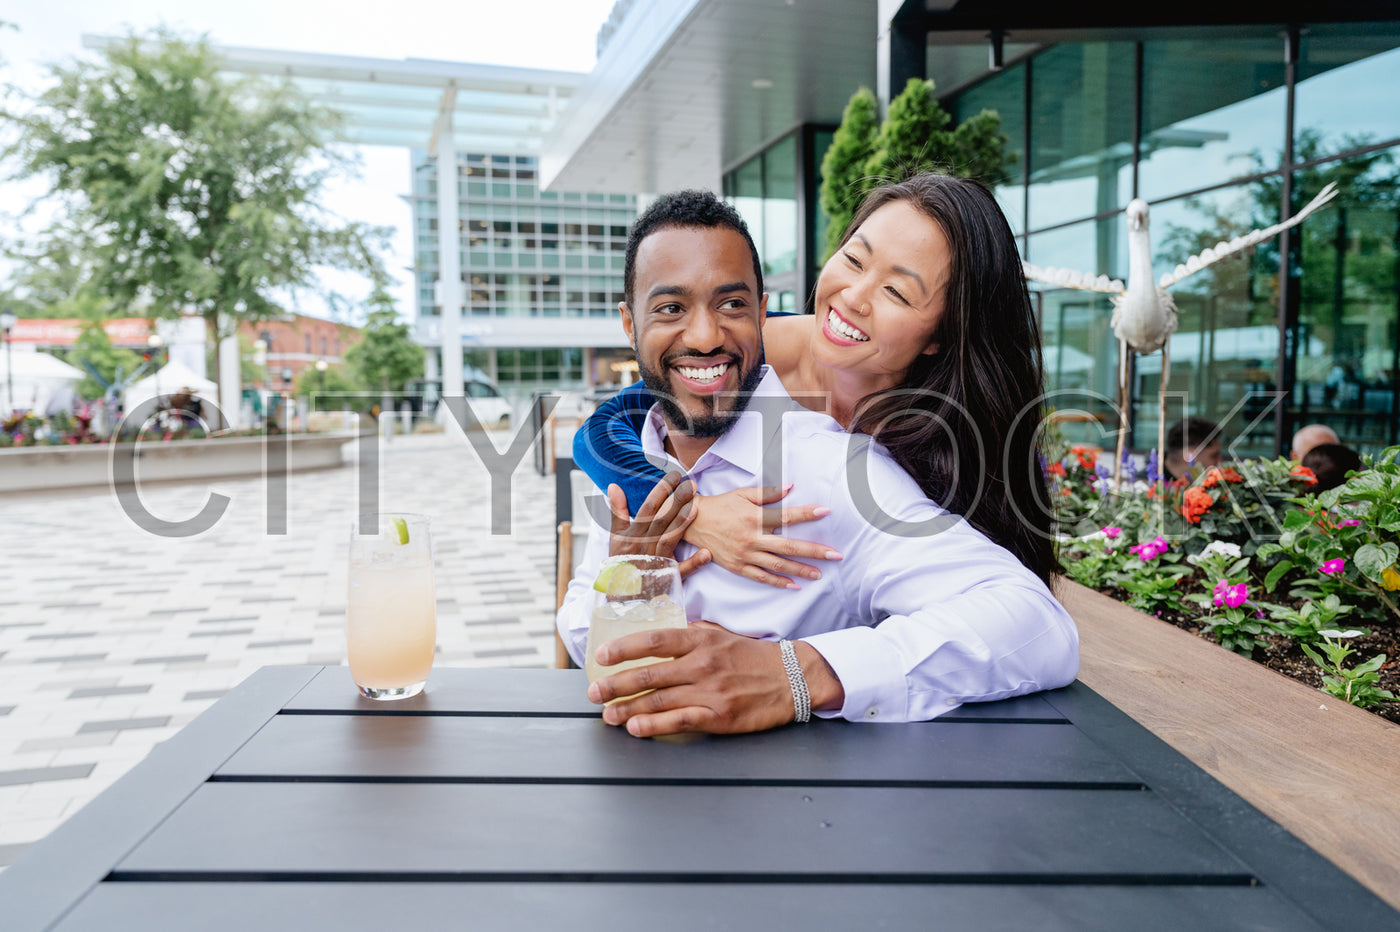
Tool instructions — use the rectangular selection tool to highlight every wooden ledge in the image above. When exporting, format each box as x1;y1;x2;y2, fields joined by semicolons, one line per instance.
1060;579;1400;911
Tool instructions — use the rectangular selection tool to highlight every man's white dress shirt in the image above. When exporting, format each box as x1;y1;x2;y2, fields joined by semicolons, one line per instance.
557;367;1079;722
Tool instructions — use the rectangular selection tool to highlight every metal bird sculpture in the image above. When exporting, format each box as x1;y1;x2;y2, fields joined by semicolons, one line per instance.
1024;181;1340;486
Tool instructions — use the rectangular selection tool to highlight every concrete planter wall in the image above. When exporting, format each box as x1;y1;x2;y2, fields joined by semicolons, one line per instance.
0;432;359;494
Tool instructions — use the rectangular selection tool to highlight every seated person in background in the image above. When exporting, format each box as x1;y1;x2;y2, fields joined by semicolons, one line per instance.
558;188;1078;736
1301;442;1363;493
1290;423;1339;462
1162;417;1222;481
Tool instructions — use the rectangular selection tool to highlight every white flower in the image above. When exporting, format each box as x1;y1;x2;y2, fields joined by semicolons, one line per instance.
1080;530;1109;543
1318;629;1365;639
1188;540;1243;564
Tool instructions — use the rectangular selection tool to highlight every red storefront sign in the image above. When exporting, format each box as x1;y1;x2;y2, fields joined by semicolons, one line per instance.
9;318;158;346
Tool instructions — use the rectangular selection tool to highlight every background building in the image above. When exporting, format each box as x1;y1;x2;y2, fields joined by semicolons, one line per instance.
239;313;360;394
213;47;639;410
409;150;636;399
543;0;1400;458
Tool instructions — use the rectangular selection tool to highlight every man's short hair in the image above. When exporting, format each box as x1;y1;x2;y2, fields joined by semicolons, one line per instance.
1166;417;1220;455
1301;442;1363;493
623;190;764;307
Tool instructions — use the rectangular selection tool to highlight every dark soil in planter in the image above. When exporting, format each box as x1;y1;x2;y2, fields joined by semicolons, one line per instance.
1096;579;1400;725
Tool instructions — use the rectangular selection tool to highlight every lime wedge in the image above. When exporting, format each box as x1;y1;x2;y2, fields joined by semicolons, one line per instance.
391;517;410;545
594;560;642;598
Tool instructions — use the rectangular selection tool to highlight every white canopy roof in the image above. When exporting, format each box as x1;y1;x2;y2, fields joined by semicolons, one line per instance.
0;349;85;414
122;360;219;413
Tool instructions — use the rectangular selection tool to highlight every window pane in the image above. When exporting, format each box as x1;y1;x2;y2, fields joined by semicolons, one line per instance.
1293;149;1400;451
1132;185;1282;456
762;135;797;277
1297;25;1400;162
1029;218;1124;444
952;62;1026;234
810;129;834;264
1028;43;1135;231
1139;38;1286;203
727;154;764;256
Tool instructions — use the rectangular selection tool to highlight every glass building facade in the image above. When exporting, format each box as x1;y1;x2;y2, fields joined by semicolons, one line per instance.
940;24;1400;456
409;152;638;398
709;18;1400;458
722;128;836;314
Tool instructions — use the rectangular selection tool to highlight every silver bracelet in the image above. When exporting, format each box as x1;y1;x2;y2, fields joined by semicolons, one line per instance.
779;639;811;724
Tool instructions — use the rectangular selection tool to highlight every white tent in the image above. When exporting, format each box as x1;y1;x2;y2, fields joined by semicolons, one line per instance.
0;349;85;414
122;359;218;414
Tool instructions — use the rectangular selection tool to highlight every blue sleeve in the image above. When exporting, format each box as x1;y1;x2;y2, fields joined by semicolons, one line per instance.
572;381;665;516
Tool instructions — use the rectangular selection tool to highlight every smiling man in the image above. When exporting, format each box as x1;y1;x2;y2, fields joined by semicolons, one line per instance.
623;201;767;445
557;189;1078;737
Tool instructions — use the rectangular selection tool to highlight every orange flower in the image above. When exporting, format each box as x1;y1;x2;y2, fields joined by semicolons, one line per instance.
1181;487;1214;524
1202;466;1244;488
1047;461;1066;478
1291;464;1318;484
1070;445;1097;470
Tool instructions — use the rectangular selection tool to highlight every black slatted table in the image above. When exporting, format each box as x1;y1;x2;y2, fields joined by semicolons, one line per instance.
3;665;1397;931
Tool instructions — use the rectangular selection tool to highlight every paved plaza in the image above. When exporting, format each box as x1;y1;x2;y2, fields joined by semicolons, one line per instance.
0;427;570;869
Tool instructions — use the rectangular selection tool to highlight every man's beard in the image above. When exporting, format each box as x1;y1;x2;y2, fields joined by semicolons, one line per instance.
637;354;764;439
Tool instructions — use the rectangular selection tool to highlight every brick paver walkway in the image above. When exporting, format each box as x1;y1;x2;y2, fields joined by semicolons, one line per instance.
0;428;565;868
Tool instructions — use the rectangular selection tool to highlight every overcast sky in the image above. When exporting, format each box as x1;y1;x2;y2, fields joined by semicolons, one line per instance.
0;0;619;321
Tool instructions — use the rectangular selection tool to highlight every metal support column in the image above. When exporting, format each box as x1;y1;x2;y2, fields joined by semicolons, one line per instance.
434;87;465;403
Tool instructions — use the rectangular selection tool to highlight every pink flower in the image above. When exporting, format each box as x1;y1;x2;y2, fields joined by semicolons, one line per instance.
1129;536;1169;561
1319;558;1345;575
1101;526;1123;539
1340;519;1361;527
1212;579;1248;608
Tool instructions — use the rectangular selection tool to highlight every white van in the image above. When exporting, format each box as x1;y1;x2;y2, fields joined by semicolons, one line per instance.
405;377;512;428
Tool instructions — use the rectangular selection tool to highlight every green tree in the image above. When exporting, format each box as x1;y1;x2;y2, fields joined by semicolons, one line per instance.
818;79;1013;263
2;28;389;347
864;78;1011;191
294;362;364;400
0;232;120;320
58;319;145;400
204;332;270;386
818;87;879;261
864;77;952;188
345;288;423;396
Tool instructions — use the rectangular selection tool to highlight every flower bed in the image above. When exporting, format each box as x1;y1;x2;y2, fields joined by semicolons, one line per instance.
1052;442;1400;724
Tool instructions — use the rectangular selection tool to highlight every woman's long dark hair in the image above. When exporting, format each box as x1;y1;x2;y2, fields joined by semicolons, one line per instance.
842;173;1060;587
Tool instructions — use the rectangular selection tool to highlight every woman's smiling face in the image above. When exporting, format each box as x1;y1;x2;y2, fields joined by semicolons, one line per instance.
811;199;952;389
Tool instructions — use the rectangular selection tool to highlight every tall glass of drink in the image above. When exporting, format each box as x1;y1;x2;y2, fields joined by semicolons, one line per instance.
585;554;687;697
347;513;436;700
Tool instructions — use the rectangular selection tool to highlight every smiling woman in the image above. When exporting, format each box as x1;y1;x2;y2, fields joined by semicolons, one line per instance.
577;173;1058;591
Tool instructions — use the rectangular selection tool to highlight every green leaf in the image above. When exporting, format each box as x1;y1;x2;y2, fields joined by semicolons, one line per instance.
1264;559;1294;593
1282;510;1313;531
1354;542;1399;583
1353;653;1387;675
1299;642;1326;667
